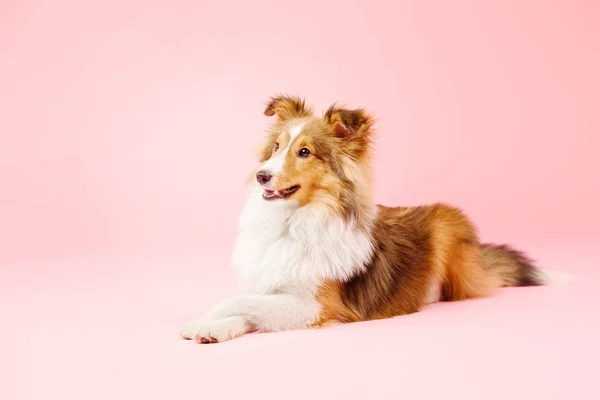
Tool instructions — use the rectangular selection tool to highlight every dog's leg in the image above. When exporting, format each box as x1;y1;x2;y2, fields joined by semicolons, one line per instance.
180;294;320;343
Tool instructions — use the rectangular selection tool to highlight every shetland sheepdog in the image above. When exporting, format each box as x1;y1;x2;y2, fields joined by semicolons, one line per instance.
180;95;558;344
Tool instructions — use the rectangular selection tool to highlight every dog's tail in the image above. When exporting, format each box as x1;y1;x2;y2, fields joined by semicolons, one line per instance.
480;243;574;287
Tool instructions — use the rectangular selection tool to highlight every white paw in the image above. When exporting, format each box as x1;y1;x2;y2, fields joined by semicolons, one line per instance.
179;316;248;344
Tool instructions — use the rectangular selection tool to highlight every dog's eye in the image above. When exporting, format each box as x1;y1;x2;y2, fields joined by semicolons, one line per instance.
274;142;279;151
298;148;311;158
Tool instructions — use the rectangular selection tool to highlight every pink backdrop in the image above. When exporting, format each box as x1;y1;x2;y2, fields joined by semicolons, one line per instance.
1;0;598;261
2;1;600;400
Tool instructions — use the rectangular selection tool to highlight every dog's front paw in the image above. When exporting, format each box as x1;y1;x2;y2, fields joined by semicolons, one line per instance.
180;316;248;344
180;319;218;343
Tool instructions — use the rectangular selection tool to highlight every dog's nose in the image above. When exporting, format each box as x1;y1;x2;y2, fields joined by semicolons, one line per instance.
256;170;272;185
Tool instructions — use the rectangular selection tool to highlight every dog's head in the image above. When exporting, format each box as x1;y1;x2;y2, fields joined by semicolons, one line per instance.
252;95;375;219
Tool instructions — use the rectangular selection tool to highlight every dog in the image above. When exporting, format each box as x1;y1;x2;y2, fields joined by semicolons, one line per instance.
180;95;555;344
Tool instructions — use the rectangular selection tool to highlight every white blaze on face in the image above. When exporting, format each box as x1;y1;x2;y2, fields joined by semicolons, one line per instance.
259;123;304;176
289;124;303;137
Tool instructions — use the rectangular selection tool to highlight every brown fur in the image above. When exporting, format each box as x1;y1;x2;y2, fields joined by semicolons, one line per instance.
259;94;544;327
264;94;313;121
316;203;543;325
480;243;542;286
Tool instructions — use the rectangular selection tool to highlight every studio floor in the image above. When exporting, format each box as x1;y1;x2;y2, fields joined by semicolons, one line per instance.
3;241;599;400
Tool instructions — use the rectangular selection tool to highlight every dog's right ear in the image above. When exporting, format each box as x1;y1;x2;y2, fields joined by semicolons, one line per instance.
264;95;313;120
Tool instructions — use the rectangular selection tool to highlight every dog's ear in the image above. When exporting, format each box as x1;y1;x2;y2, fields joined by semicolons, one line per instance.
324;104;373;139
264;95;313;120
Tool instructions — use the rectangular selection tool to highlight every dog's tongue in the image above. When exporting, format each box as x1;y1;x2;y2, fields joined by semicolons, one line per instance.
264;189;283;199
263;185;299;200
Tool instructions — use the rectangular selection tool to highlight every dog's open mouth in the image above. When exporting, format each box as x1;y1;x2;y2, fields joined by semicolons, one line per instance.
262;185;300;200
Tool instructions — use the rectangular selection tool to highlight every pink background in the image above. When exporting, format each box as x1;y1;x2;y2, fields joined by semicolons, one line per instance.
1;1;599;399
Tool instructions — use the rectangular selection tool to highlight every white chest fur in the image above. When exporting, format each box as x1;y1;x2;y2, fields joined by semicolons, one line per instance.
231;185;375;296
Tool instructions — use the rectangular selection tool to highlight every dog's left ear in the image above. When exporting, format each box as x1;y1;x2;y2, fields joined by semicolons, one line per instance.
264;95;313;120
324;104;373;139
